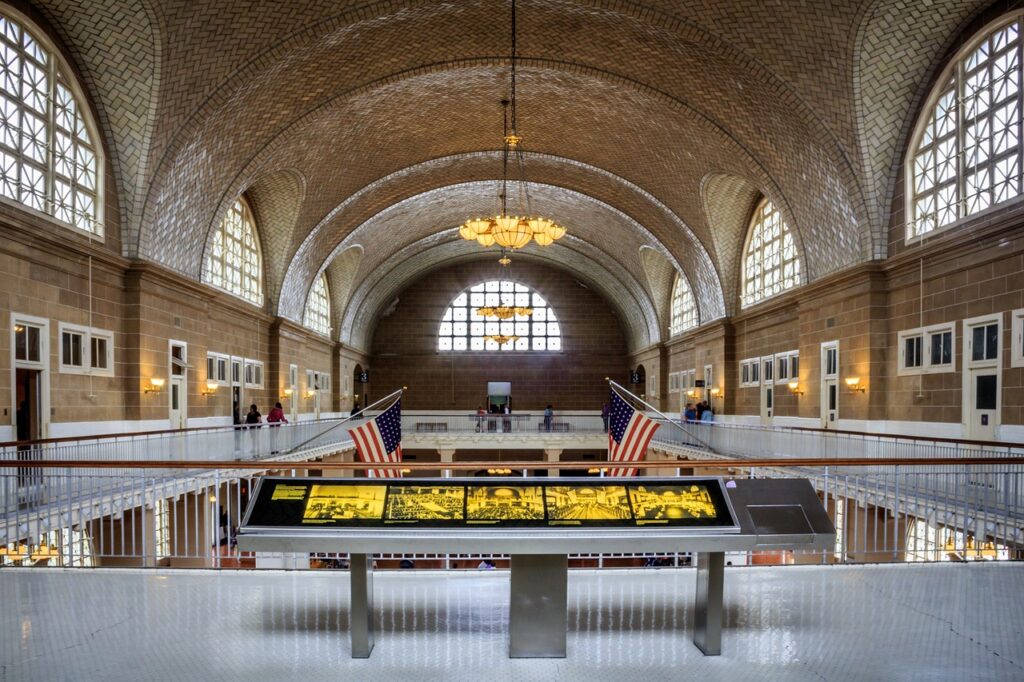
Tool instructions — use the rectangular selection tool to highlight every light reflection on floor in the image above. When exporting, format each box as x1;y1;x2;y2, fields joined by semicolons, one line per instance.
1;563;1022;681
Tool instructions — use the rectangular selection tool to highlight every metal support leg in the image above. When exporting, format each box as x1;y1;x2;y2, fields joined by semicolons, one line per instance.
693;551;724;655
349;553;375;658
509;554;567;658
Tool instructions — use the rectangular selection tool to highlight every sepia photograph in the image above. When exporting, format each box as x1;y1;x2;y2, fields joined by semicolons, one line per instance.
545;485;632;522
466;485;545;522
628;484;719;524
385;485;465;521
302;485;387;522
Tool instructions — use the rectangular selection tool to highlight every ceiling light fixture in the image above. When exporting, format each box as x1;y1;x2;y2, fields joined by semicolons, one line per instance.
475;256;533;321
458;0;566;255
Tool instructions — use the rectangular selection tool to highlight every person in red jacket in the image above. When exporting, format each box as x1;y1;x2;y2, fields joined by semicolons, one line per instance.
267;401;288;454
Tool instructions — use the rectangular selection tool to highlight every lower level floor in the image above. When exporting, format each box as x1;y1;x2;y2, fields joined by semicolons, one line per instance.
1;563;1021;680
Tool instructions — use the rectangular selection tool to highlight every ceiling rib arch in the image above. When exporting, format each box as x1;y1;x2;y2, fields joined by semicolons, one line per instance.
342;235;656;353
279;153;726;323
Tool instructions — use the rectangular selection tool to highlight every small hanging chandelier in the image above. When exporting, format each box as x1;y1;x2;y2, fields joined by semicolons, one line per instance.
476;250;533;323
458;0;567;253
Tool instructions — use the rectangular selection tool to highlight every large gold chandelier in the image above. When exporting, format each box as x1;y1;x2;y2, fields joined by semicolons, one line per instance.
458;0;567;252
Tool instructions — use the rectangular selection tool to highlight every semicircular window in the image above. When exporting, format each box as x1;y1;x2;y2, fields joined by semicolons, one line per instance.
438;280;561;352
741;198;801;307
202;197;264;306
0;9;102;235
908;14;1024;241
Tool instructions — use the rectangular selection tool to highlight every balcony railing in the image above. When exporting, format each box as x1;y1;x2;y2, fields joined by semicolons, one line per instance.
1;458;1020;569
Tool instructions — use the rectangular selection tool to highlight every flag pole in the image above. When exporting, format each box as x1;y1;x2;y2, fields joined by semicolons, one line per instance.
283;387;404;455
608;380;713;452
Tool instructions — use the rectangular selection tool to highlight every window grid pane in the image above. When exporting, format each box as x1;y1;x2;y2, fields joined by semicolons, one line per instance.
909;17;1024;240
303;274;331;336
669;273;698;336
0;14;100;235
438;280;561;352
202;198;264;306
741;198;801;307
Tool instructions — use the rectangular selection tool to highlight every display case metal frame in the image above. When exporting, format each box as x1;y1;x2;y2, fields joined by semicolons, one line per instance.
238;476;834;658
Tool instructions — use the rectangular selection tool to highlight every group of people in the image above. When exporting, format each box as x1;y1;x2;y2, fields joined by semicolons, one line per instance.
682;401;715;423
232;402;290;456
474;404;515;432
232;402;289;428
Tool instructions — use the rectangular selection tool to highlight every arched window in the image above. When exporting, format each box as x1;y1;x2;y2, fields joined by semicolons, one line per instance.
0;8;101;235
669;273;697;336
438;280;561;352
908;14;1023;240
203;197;264;306
304;273;331;336
741;198;801;307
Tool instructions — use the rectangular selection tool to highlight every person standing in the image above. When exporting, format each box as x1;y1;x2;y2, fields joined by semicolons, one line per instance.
475;405;486;432
350;402;361;417
600;402;609;432
683;403;697;422
245;404;262;458
544;404;554;432
267;401;288;453
502;404;512;433
700;404;715;423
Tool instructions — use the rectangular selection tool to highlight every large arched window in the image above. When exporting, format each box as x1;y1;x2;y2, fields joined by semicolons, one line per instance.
669;272;697;336
0;8;101;235
438;280;561;352
203;197;264;306
741;198;801;307
908;14;1023;240
304;273;331;336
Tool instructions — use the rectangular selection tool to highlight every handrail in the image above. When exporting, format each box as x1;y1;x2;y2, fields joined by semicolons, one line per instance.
2;456;1021;470
785;425;1022;449
0;413;357;448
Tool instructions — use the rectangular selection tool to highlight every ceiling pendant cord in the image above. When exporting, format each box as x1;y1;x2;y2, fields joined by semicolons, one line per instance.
501;100;510;216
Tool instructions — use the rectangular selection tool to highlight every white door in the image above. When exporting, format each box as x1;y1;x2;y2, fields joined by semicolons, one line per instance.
963;316;1001;440
11;313;50;440
821;342;838;429
289;364;299;422
760;355;774;425
169;377;186;429
169;341;188;429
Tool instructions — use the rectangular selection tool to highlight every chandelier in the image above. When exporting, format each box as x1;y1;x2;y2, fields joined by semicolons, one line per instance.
458;0;567;252
475;253;532;329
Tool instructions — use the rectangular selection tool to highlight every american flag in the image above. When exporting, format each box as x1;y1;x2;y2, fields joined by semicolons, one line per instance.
607;389;660;477
347;397;403;478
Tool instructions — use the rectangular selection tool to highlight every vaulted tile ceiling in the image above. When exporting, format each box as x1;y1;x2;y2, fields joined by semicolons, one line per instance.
36;0;990;350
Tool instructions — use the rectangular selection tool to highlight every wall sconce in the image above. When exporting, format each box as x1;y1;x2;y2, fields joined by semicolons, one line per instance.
144;377;165;394
710;387;722;399
281;388;294;401
787;381;804;395
845;376;865;393
304;389;316;400
686;389;699;399
201;380;219;396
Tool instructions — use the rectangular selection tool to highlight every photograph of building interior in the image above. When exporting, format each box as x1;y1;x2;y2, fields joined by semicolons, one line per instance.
0;0;1022;679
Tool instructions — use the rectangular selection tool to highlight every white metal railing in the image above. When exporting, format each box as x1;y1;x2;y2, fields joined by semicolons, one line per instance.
648;418;1024;461
400;412;605;435
2;462;1020;568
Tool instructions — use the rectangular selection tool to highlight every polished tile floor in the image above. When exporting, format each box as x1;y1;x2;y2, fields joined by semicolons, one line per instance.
1;563;1022;681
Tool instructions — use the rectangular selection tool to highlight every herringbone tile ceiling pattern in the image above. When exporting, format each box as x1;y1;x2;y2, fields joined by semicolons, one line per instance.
34;0;991;349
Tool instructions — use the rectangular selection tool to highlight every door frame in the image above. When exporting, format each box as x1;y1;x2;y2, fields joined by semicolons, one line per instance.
10;312;50;439
760;354;774;425
820;340;839;429
962;314;1002;439
168;339;188;429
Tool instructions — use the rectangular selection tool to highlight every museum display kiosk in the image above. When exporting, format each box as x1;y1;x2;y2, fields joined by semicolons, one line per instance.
239;476;834;658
